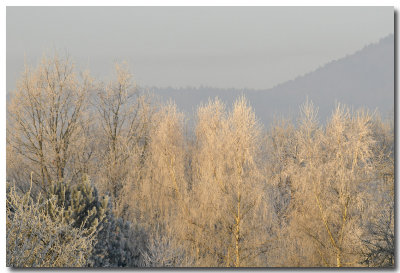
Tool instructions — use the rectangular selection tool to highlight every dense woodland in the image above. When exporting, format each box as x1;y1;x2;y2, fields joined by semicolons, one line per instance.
6;54;394;267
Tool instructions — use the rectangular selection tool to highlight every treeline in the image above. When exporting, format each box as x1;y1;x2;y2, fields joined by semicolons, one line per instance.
6;54;394;267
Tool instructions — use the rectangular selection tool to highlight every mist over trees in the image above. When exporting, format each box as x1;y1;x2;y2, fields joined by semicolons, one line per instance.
6;54;394;267
151;34;394;127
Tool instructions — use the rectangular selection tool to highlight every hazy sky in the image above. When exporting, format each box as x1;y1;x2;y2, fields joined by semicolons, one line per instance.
7;6;394;91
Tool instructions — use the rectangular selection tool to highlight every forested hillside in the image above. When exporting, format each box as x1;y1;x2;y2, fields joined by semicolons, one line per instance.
6;55;394;267
151;34;394;126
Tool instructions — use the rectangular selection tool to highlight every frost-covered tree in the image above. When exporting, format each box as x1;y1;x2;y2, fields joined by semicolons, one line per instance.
47;174;147;267
47;174;108;236
265;117;297;225
141;231;193;267
7;53;93;191
273;102;379;267
89;214;148;267
360;115;394;267
189;97;272;267
132;101;192;266
92;62;153;218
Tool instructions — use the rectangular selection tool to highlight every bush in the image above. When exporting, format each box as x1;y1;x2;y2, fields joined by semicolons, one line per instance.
6;183;94;267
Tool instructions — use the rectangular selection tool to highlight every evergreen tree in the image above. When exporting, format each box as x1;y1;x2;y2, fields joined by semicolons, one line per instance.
47;174;108;237
46;174;148;267
89;215;147;267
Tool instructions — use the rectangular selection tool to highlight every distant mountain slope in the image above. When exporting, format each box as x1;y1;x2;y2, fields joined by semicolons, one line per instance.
150;34;394;127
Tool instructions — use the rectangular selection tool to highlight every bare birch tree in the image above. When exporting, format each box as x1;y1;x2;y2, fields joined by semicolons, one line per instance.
7;54;93;192
282;102;377;267
92;62;152;218
360;114;394;267
189;97;272;267
133;101;191;266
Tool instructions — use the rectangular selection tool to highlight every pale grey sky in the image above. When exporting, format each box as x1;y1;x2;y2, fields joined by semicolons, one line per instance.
7;6;394;91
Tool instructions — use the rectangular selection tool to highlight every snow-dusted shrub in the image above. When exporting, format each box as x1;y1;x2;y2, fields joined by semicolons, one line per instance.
6;182;94;267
